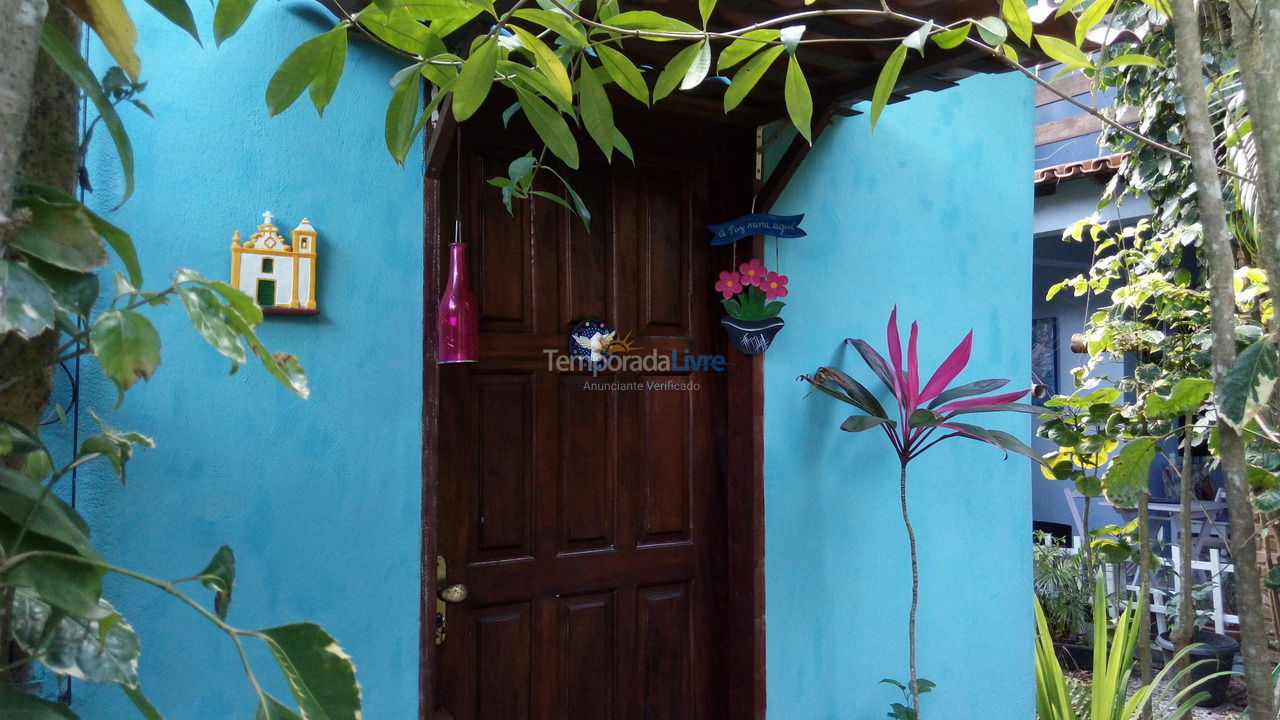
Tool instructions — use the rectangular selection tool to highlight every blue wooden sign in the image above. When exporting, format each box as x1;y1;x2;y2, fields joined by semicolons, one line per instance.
707;213;806;246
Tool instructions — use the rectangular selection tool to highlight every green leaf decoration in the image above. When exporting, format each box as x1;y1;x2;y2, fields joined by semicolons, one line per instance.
760;300;784;318
256;694;304;720
140;0;199;42
121;683;163;720
870;44;907;129
654;41;704;101
779;24;805;54
1101;437;1157;508
212;0;256;45
724;45;783;112
784;54;812;143
1001;0;1033;44
0;686;79;719
198;545;236;620
1104;52;1160;68
511;9;588;46
1035;34;1093;69
933;24;970;49
358;7;435;55
513;86;580;169
509;26;573;107
452;36;499;122
596;45;649;105
0;259;57;339
1075;0;1114;46
309;28;348;116
91;309;161;395
974;16;1008;45
385;71;422;163
176;283;247;368
717;29;778;72
841;415;892;432
698;0;716;26
605;10;698;36
680;40;712;90
1217;335;1278;430
40;23;135;201
78;411;155;485
11;591;140;684
1145;377;1213;418
258;623;362;720
576;63;615;161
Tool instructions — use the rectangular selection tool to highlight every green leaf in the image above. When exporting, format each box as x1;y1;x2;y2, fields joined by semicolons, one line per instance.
121;684;163;720
68;0;140;79
19;183;140;284
807;366;888;419
213;0;256;45
40;23;134;201
0;469;99;569
596;45;649;105
90;309;161;395
1036;34;1094;69
0;259;57;339
908;408;945;427
717;29;778;72
214;304;310;398
933;24;970;49
11;591;139;684
1076;0;1114;46
870;44;907;129
266;32;327;116
0;686;79;719
1104;52;1160;68
497;61;572;114
944;422;1045;465
576;62;615;160
257;623;361;719
1145;377;1213;418
176;283;246;368
77;410;155;485
452;36;498;121
24;259;97;319
783;55;812;143
256;694;304;720
654;41;704;101
310;28;348;116
724;45;783;112
358;7;435;55
1101;437;1157;508
680;40;712;90
974;16;1008;45
1001;0;1032;45
198;545;236;620
1253;487;1280;513
511;9;588;46
509;26;573;107
140;0;199;42
605;10;698;35
1267;567;1280;590
385;71;422;163
0;513;105;619
841;415;892;432
698;0;715;26
513;86;579;169
1217;335;1278;430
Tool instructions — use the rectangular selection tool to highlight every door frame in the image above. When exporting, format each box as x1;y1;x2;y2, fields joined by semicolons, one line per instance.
418;114;765;720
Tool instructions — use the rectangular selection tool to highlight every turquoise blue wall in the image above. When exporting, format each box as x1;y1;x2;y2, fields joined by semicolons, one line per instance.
764;72;1035;719
73;3;423;716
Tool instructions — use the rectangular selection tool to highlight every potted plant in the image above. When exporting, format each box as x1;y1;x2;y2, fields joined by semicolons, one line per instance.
1033;533;1093;669
715;258;787;355
1157;582;1239;707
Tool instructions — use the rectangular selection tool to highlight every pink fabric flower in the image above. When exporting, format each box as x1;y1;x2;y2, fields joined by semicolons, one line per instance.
761;271;789;301
715;271;745;299
738;258;768;286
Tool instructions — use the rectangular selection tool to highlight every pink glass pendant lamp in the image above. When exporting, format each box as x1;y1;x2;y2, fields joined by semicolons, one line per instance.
438;222;478;363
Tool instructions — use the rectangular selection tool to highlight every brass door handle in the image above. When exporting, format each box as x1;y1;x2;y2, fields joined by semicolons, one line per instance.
438;583;469;603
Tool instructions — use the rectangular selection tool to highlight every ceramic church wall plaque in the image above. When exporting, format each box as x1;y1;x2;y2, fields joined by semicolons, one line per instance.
230;211;319;315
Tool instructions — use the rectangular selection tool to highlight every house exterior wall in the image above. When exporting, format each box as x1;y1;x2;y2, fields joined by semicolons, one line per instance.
763;72;1035;718
74;1;423;716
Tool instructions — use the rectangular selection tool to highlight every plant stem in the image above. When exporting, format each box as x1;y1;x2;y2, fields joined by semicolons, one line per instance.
1174;415;1195;683
899;459;920;717
1137;493;1153;720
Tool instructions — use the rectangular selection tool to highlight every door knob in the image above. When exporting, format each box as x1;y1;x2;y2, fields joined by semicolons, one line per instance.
438;583;469;603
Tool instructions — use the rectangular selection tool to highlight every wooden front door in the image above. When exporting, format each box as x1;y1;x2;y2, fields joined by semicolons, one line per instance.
432;113;754;720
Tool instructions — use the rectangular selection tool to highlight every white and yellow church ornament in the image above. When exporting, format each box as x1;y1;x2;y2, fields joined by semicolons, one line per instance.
230;211;319;315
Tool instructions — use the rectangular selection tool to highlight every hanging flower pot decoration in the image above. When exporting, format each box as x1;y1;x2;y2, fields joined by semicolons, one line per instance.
717;258;788;355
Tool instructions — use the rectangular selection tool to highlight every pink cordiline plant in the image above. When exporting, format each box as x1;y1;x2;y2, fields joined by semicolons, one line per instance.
800;307;1048;719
